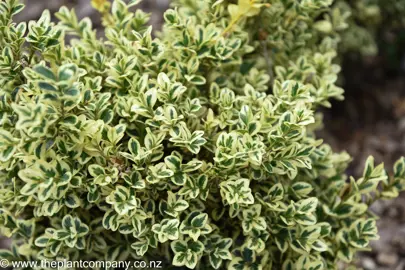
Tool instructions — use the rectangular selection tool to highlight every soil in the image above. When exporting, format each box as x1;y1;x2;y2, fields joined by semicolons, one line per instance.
320;29;405;269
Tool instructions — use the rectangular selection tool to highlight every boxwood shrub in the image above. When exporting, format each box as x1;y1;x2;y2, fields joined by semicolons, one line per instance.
0;0;404;269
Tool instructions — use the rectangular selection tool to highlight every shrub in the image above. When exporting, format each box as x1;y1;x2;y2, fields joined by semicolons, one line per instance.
334;0;405;56
0;0;404;269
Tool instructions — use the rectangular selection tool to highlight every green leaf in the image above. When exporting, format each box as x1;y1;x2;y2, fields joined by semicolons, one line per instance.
171;172;187;186
312;240;328;252
64;87;80;97
62;215;74;229
188;239;204;253
173;201;189;213
124;171;145;189
209;253;222;269
88;164;105;177
191;213;208;228
38;82;58;92
128;0;142;7
0;249;15;261
394;157;405;177
363;156;374;178
0;145;16;162
65;193;82;208
165;155;182;171
239;105;252;126
58;64;76;81
171;240;188;253
296;198;318;213
333;202;356;218
185;75;206;85
55;230;70;240
173;252;187;267
291;182;313;198
319;222;332;237
35;235;50;247
102;211;120;231
17;219;35;238
128;138;141;157
34;65;56;80
338;245;354;263
164;9;178;24
11;3;25;16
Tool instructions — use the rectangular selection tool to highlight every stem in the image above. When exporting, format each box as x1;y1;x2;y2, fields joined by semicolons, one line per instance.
261;40;274;84
221;13;244;37
28;48;35;65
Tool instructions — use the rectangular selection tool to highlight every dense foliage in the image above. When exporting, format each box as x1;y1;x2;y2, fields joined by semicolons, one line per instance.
0;0;404;269
335;0;405;56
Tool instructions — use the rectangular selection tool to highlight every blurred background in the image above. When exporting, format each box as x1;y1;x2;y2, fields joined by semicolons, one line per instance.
3;1;405;269
14;0;170;30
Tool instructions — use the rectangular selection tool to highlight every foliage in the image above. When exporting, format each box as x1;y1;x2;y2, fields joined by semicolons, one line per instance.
0;0;404;269
333;0;405;56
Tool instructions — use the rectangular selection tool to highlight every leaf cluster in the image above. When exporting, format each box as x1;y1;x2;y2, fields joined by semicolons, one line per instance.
0;0;404;269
